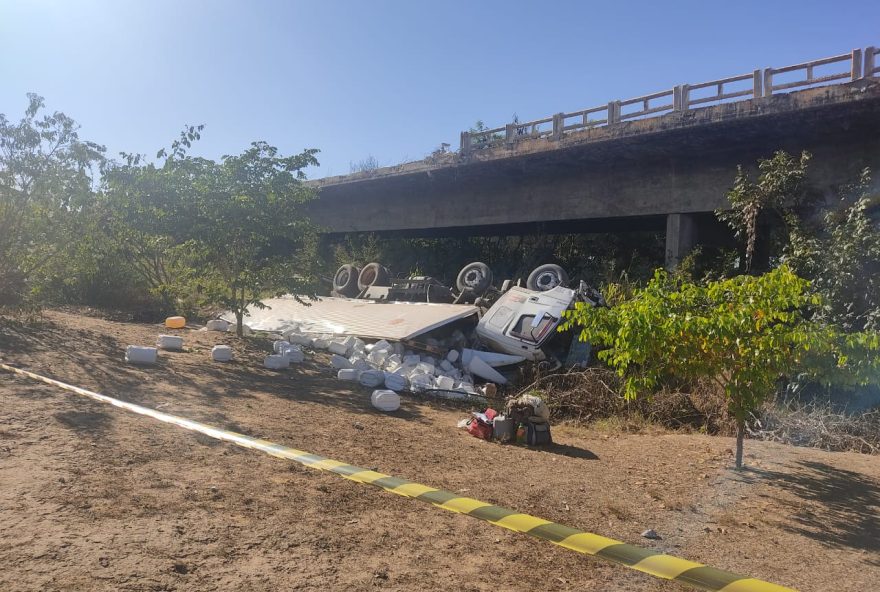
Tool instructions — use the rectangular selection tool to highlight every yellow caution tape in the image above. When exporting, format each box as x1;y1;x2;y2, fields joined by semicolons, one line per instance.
1;363;796;592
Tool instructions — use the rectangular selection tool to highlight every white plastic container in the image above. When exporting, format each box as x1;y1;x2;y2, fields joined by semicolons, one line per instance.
126;346;158;365
372;340;392;353
415;362;435;377
264;354;290;370
284;349;305;363
371;389;401;412
446;350;460;363
337;368;361;381
328;341;349;356
156;335;183;351
312;338;330;350
287;333;313;347
273;340;291;354
409;373;433;393
211;345;233;362
383;372;407;392
358;369;385;388
205;319;229;332
331;354;353;369
434;375;455;390
367;348;388;367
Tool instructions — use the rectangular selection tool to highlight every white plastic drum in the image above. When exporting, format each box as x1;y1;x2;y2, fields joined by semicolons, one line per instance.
126;346;158;364
156;335;183;351
371;389;401;412
211;345;233;362
358;369;385;388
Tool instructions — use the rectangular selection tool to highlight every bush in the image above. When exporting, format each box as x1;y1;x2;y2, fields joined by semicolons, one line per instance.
561;266;880;467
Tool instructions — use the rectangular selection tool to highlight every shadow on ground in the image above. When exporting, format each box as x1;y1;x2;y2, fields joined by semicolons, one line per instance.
751;460;880;562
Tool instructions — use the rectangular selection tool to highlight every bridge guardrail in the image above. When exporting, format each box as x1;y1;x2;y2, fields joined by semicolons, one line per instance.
461;46;878;155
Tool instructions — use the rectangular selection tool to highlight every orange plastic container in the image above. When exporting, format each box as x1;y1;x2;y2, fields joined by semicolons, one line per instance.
164;316;186;329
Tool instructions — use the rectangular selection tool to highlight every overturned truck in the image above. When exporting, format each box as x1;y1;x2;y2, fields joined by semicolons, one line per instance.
276;261;600;364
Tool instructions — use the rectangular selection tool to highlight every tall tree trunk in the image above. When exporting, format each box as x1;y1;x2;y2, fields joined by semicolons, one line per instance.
236;310;243;337
735;416;745;469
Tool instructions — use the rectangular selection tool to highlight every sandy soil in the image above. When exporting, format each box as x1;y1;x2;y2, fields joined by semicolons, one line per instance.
0;310;878;591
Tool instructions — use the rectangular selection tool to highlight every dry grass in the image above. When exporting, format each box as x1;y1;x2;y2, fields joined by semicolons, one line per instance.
515;368;733;434
515;367;879;456
748;400;880;454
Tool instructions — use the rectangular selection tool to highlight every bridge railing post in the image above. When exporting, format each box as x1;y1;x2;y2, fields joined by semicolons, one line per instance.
607;101;621;125
852;48;864;80
673;85;690;111
551;113;564;140
762;68;774;97
460;131;471;156
866;46;877;77
505;124;516;145
752;69;763;98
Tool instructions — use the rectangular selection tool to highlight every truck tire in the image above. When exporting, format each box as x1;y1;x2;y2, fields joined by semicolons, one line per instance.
456;261;493;295
333;264;360;297
358;262;390;291
526;264;569;291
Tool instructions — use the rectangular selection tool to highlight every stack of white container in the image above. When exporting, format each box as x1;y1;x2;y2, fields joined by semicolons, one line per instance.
279;324;524;401
264;338;306;369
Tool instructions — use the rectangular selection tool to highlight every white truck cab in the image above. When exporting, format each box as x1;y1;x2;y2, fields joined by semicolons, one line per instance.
476;286;577;362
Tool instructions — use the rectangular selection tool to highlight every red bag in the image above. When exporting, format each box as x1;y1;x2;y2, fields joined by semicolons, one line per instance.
467;418;493;440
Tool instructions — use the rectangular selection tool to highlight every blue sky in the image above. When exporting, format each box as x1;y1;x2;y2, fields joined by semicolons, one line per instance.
1;0;877;178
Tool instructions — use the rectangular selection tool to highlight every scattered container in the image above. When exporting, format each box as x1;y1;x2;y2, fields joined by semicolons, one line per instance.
263;355;290;370
371;389;401;412
409;373;433;392
165;316;186;329
331;354;353;369
273;340;291;354
126;346;158;365
288;334;313;347
383;372;407;392
205;319;229;332
337;368;361;381
211;345;233;362
328;341;349;355
284;349;305;363
156;335;184;351
492;416;514;442
434;375;455;390
358;369;385;388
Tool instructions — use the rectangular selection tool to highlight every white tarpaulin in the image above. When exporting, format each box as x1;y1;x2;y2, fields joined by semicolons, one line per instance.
223;296;478;341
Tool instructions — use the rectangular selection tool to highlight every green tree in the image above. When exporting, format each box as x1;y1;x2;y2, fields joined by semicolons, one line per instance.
786;169;880;332
561;266;880;468
0;93;105;305
103;135;321;335
189;142;321;336
717;150;813;271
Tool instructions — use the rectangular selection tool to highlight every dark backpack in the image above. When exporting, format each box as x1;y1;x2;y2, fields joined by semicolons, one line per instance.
526;421;552;446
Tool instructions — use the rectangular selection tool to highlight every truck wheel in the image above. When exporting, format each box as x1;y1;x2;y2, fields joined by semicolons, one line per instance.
526;264;569;291
456;262;493;295
333;264;360;297
358;262;390;291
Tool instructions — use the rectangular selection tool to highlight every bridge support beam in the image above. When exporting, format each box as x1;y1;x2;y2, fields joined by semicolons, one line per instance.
665;213;696;270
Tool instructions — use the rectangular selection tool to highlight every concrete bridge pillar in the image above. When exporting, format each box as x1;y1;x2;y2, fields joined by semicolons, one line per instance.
665;213;696;270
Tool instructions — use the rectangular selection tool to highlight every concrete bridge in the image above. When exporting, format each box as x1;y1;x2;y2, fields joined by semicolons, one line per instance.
308;46;880;267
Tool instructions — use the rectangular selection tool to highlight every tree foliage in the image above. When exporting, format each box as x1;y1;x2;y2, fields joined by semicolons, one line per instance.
0;94;105;305
716;150;813;271
786;169;880;332
102;136;320;334
561;266;880;467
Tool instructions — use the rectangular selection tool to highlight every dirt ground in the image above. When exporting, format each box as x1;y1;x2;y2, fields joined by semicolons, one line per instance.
0;310;878;592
